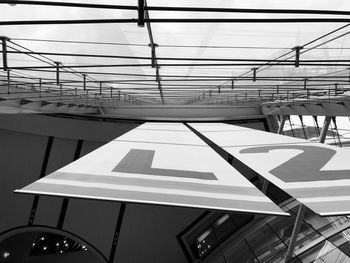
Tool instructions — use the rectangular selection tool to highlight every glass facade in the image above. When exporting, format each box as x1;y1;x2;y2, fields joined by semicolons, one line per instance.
281;115;350;148
182;200;350;263
179;118;350;262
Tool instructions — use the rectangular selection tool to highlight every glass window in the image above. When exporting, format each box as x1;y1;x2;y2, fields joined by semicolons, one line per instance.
245;224;286;262
213;214;236;242
334;117;350;148
224;236;257;263
299;240;350;263
298;240;327;263
180;211;255;260
195;228;218;258
329;227;350;257
301;208;350;238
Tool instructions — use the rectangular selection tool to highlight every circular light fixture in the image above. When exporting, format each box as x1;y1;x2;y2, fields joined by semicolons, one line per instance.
1;251;10;259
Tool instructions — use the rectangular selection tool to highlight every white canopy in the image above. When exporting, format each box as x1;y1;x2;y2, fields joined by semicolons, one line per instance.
16;122;287;215
190;122;350;216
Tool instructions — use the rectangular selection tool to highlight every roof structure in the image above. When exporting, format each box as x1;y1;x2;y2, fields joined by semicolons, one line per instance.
1;0;350;110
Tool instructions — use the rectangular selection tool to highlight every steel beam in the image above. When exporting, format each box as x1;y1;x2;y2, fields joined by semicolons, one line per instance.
137;0;145;27
83;74;86;91
109;203;127;263
55;61;61;85
285;204;306;262
39;78;42;98
293;46;303;67
1;36;9;71
252;67;257;81
319;116;332;143
7;69;10;94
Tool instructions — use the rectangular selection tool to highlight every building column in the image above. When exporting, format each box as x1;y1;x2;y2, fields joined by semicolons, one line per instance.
319;116;332;143
285;204;306;262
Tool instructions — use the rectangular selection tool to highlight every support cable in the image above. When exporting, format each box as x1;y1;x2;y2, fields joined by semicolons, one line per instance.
13;37;350;50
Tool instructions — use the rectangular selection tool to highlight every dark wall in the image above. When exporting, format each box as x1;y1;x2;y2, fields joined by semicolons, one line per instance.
0;114;204;263
0;114;271;263
0;129;47;231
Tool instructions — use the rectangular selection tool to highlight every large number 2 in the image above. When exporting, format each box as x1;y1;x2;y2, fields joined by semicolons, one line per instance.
240;145;350;182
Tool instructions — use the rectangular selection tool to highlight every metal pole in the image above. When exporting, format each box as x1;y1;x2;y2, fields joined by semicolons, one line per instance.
335;83;338;96
55;61;61;85
1;36;9;71
319;116;332;143
28;136;54;225
285;204;306;262
56;140;83;230
332;117;342;147
7;69;10;94
39;78;42;98
299;115;308;139
261;179;269;193
252;67;257;81
293;46;302;68
313;116;320;136
277;115;287;134
137;0;145;27
109;203;127;263
83;74;86;91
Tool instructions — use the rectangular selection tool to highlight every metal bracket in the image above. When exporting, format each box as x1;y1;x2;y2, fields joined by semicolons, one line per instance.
55;61;61;85
293;46;303;67
149;43;159;68
252;67;257;82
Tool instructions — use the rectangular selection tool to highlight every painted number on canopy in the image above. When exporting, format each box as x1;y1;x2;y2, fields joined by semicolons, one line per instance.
113;149;218;180
240;145;350;182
